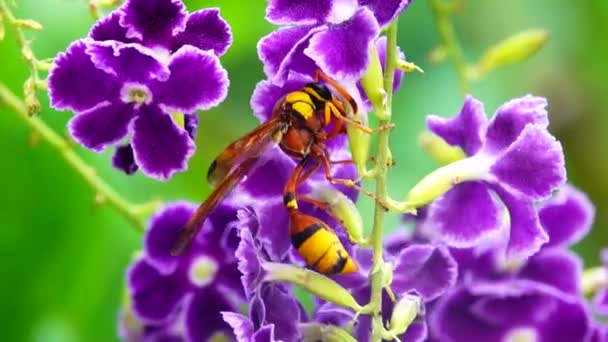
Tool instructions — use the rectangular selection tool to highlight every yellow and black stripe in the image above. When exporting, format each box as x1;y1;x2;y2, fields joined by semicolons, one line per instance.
289;211;358;275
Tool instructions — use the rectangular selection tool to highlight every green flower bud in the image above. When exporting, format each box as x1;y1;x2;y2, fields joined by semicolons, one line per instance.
14;18;43;30
360;43;386;117
300;323;357;342
312;185;365;245
347;116;371;175
418;131;466;165
0;14;5;41
388;294;422;336
406;156;490;207
262;262;362;311
475;29;549;78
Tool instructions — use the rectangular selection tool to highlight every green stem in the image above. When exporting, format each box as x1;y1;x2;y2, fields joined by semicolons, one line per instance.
0;0;42;115
430;0;471;94
369;20;399;342
0;82;159;232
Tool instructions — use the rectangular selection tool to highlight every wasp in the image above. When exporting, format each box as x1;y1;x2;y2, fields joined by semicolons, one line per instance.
171;70;373;275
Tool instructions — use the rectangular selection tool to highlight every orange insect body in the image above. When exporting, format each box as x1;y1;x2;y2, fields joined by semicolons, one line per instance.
172;71;368;275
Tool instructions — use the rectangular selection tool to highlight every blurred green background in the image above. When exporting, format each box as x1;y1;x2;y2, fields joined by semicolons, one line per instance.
1;0;607;340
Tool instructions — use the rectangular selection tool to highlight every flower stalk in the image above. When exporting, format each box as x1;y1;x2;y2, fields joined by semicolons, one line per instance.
368;19;399;342
0;0;43;116
0;82;160;232
430;0;471;94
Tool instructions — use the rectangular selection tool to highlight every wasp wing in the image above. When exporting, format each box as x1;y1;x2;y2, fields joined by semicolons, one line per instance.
207;117;283;187
172;120;282;256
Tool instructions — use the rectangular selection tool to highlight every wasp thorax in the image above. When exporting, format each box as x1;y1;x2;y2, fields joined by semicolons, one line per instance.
120;83;153;106
188;255;218;287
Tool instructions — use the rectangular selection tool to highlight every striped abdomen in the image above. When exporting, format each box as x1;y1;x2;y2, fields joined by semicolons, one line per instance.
289;211;358;275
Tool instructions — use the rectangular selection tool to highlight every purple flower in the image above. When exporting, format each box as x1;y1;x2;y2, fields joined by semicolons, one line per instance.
49;0;232;179
447;185;593;295
430;280;591;342
223;209;306;342
259;0;411;85
315;232;457;342
427;185;595;341
593;249;608;316
124;201;245;341
421;95;566;259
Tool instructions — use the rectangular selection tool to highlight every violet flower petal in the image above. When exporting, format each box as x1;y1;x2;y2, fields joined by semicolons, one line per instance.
252;325;277;342
539;184;595;248
266;0;333;25
112;144;139;175
186;288;237;341
171;8;233;56
128;259;187;323
304;8;379;81
392;244;458;301
358;0;412;27
426;182;502;247
222;312;254;342
48;40;120;112
493;185;548;260
490;124;566;200
119;0;187;45
258;25;321;85
250;75;310;122
67;102;135;152
484;95;548;153
131;105;195;179
184;113;199;140
143;202;197;274
426;95;487;155
250;284;302;342
594;287;608;316
519;249;583;297
89;11;134;43
87;42;169;83
152;46;228;112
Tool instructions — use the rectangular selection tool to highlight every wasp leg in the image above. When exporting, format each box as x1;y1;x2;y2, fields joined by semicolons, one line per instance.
314;147;389;211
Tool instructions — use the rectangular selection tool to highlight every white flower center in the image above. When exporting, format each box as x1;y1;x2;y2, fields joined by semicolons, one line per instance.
189;255;218;287
120;83;152;106
326;0;359;24
505;327;537;342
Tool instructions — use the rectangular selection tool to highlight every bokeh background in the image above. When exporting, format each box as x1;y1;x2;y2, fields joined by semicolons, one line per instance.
1;0;607;340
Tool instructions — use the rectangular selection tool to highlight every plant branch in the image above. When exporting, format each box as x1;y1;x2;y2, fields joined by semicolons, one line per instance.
369;19;399;342
430;0;471;94
0;82;160;232
0;0;43;115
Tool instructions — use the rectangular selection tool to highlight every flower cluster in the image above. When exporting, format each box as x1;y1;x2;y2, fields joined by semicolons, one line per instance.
420;95;566;260
49;0;232;179
41;0;605;341
259;0;411;84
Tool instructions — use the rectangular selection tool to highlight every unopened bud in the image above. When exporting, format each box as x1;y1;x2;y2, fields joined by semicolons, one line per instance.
476;29;549;77
360;43;386;117
300;323;357;342
313;185;364;245
428;46;447;64
346;112;371;174
406;156;489;207
418;131;466;165
388;294;422;336
0;14;5;41
23;78;40;116
14;19;43;30
262;262;362;311
396;59;424;73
